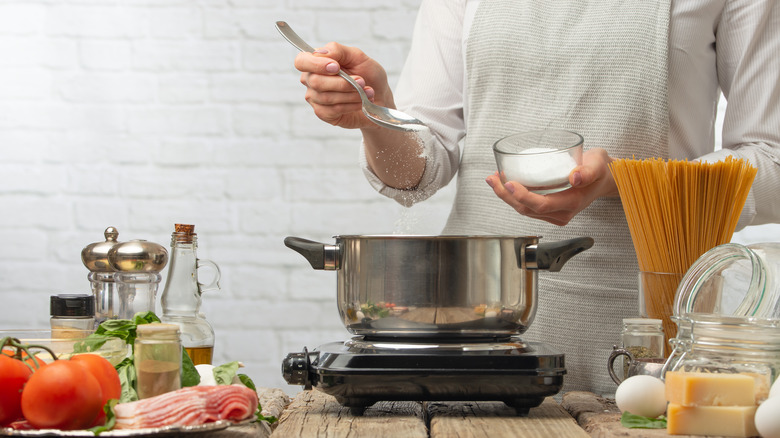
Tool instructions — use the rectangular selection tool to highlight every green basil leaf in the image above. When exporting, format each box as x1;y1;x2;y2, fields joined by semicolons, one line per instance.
116;358;138;403
181;349;200;387
213;361;241;385
88;399;119;435
620;411;667;429
72;334;110;354
255;410;278;425
238;373;256;391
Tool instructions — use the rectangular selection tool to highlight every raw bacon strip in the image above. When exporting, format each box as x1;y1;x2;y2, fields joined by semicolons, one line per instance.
114;385;259;429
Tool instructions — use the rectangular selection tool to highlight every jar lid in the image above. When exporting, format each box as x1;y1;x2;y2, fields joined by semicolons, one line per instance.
108;240;168;272
623;318;663;326
673;243;769;319
137;323;180;338
171;223;196;244
81;227;121;273
50;294;95;317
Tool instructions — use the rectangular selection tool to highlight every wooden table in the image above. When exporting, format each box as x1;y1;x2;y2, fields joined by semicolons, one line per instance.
264;390;742;438
269;389;589;438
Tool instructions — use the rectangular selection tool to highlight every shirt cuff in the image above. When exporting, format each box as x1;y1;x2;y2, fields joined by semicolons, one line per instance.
359;129;443;207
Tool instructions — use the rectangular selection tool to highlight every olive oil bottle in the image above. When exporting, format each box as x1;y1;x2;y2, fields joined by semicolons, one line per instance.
160;224;220;365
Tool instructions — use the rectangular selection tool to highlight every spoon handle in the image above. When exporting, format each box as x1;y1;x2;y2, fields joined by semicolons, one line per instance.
275;21;368;101
275;21;316;53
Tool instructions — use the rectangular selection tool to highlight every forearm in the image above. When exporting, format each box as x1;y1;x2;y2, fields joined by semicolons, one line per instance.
361;127;426;190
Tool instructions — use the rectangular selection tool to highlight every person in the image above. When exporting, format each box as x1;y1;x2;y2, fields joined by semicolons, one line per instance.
292;0;780;395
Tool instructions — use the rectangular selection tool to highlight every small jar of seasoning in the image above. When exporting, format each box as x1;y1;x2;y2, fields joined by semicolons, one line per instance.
621;318;664;379
50;294;96;339
134;323;182;399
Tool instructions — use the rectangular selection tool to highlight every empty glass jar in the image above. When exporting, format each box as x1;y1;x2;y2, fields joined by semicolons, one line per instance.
666;313;780;403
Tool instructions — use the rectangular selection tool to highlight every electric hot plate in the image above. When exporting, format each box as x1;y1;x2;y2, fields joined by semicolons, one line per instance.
282;336;565;416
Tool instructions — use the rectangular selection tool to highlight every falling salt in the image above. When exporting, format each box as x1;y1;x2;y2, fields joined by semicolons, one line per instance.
393;126;436;235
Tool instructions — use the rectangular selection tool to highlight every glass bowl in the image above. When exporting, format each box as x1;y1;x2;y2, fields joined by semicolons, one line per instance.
493;129;583;194
0;329;128;366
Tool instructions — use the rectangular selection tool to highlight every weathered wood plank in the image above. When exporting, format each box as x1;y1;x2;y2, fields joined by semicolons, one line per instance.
270;389;427;438
561;391;737;438
203;387;290;438
429;397;590;438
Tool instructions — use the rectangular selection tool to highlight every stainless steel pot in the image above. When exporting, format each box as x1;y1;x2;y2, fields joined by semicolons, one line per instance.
285;235;593;338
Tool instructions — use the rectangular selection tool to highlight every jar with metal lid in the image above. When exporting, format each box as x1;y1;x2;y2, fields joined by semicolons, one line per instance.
108;239;168;320
50;294;96;338
665;313;780;403
666;242;780;378
134;323;181;399
674;242;780;318
81;227;121;325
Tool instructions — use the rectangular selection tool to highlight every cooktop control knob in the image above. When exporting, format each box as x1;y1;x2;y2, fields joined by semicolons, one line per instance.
282;347;315;390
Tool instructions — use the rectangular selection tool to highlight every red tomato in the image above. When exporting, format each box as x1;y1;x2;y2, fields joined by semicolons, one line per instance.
1;348;43;369
0;355;33;426
21;360;103;430
70;354;121;426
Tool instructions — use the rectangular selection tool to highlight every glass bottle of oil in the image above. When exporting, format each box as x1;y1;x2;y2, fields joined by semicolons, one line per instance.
160;224;221;365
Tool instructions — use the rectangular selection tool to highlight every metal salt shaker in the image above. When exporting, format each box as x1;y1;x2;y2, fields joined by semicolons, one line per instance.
108;239;168;320
81;227;122;325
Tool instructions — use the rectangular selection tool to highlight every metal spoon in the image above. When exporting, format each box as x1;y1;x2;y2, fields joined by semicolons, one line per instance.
275;21;427;132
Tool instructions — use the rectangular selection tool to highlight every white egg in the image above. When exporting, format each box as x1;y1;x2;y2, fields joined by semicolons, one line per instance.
770;376;780;399
756;396;780;438
615;375;667;418
195;364;217;386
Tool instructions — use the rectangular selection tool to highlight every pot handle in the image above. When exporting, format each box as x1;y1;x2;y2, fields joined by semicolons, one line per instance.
284;236;340;270
525;237;594;272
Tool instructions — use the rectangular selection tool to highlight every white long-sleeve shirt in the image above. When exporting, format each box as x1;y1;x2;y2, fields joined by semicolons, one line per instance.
361;0;780;229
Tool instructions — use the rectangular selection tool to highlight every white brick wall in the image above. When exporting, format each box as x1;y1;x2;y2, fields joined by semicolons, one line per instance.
0;0;775;397
0;0;455;396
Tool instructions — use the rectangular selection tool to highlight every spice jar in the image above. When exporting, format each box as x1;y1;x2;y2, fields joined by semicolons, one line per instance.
620;318;664;379
134;323;182;399
50;294;96;338
666;313;780;403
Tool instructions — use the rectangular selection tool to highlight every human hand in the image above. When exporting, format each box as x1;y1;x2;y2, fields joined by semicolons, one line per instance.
485;148;620;226
293;42;393;130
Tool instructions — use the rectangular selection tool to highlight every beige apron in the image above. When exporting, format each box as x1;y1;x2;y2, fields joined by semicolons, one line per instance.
444;0;671;394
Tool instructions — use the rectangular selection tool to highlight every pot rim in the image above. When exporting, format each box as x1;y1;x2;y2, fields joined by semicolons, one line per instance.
333;234;543;240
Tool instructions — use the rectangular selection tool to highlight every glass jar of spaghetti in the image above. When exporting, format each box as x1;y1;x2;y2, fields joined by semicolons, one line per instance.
665;313;780;403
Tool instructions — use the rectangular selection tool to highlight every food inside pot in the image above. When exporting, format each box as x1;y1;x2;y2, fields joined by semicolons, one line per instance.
344;302;526;334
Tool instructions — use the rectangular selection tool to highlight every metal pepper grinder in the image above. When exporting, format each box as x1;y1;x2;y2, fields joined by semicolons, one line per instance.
108;239;168;320
81;227;122;326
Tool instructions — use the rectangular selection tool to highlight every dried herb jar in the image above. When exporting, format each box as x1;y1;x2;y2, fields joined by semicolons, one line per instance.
620;318;664;379
665;313;780;402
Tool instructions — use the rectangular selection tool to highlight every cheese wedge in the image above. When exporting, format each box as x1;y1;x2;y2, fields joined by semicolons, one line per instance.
667;403;759;437
665;371;756;406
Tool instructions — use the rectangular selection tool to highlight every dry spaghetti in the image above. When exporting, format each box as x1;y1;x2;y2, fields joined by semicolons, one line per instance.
609;156;757;350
